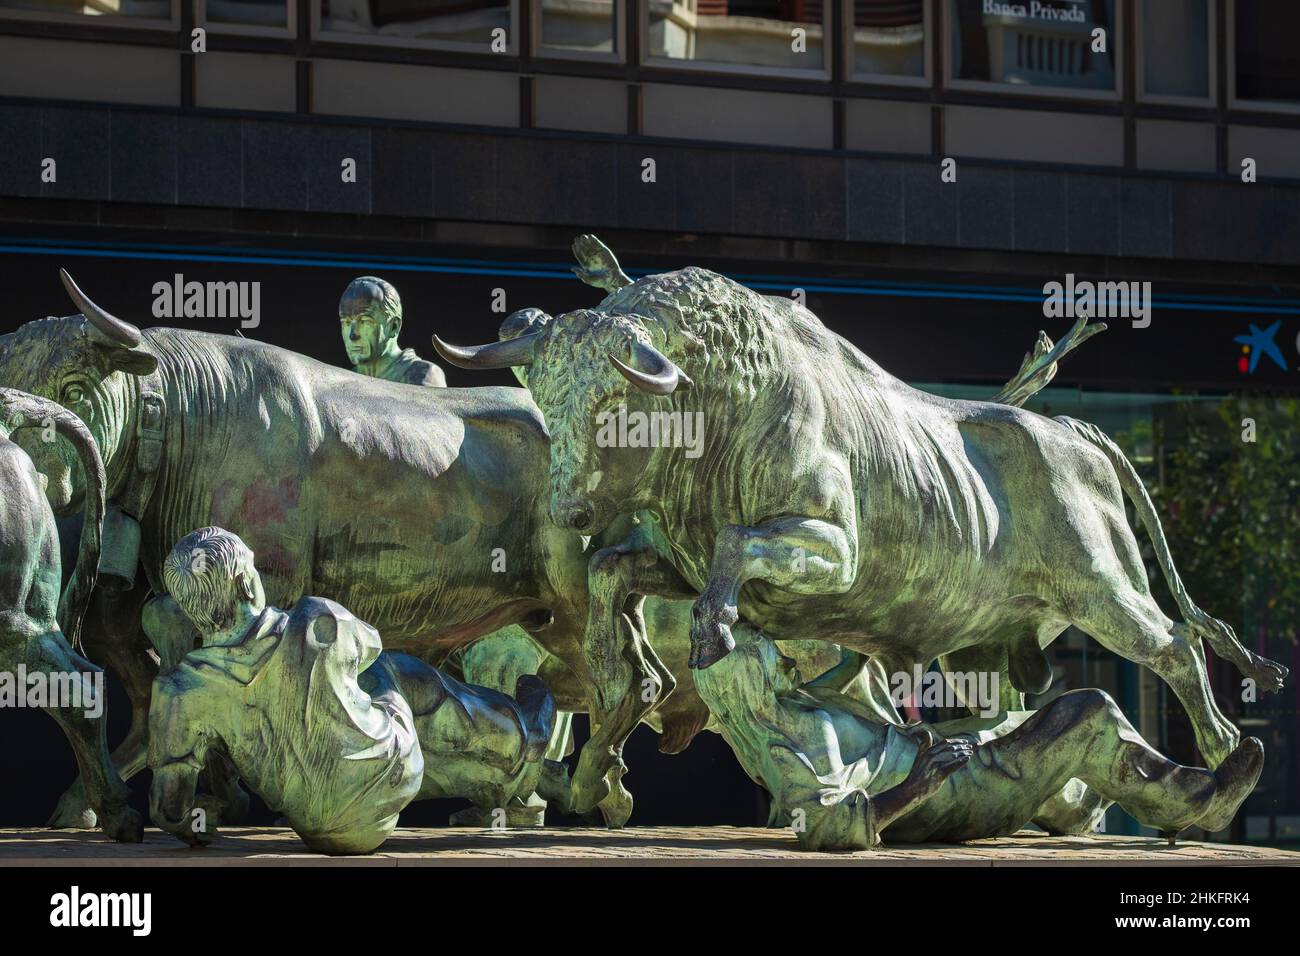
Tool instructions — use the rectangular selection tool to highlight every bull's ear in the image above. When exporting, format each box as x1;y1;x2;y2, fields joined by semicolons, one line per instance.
104;346;158;377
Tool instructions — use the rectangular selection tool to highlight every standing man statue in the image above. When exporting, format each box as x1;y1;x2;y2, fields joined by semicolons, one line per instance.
339;276;447;387
337;272;572;827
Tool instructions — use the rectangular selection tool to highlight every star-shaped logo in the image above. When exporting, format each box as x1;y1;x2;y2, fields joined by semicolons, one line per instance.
1234;320;1287;374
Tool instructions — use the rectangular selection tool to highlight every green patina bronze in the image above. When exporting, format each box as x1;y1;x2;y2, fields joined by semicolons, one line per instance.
149;526;558;854
0;265;839;833
337;275;568;827
0;388;142;842
339;276;447;387
694;626;1264;851
435;238;1287;820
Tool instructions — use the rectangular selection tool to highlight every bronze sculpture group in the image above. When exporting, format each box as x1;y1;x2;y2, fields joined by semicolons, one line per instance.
0;236;1283;853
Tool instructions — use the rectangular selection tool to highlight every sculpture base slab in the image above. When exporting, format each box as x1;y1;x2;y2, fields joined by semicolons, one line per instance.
1;827;1296;865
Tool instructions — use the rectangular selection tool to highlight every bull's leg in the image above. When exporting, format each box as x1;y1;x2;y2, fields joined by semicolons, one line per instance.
572;611;666;823
691;516;856;669
49;584;161;828
1072;598;1241;769
25;631;143;843
582;529;687;711
570;533;685;818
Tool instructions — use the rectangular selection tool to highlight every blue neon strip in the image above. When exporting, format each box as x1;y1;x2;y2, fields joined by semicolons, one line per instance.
3;238;1298;317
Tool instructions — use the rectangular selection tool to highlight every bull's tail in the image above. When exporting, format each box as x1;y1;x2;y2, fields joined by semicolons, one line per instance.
0;388;106;651
1056;415;1287;691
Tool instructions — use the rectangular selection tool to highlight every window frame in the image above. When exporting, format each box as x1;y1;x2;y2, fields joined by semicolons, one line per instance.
311;0;521;56
532;0;625;63
198;0;298;39
941;0;1126;103
639;0;834;82
1226;0;1300;115
843;0;932;88
1134;0;1215;107
0;0;180;30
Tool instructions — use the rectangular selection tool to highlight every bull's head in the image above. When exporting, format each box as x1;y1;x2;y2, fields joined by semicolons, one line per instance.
0;270;157;514
435;308;693;536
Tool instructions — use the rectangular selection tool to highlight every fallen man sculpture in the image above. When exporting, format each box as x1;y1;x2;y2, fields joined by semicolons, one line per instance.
0;388;142;842
695;626;1265;851
149;527;560;854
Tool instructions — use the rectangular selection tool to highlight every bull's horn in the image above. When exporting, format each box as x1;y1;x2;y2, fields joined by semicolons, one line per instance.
59;269;142;348
610;340;692;396
432;332;539;369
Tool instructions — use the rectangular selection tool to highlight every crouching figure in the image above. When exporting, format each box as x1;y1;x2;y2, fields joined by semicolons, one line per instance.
148;527;557;854
695;625;1264;852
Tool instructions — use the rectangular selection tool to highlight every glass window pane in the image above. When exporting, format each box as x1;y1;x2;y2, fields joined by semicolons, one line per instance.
1141;0;1207;98
949;0;1116;92
207;0;290;28
321;0;512;48
540;0;616;56
852;0;925;78
1235;0;1300;103
648;0;826;71
0;0;170;16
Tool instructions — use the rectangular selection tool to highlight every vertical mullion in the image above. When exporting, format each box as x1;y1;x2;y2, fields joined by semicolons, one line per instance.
1123;0;1136;168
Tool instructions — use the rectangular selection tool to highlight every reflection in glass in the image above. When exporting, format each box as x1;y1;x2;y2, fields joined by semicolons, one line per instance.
1235;0;1300;103
950;0;1115;91
1141;0;1207;99
648;0;825;71
320;0;512;48
540;0;616;55
207;0;290;27
852;0;924;78
0;0;171;16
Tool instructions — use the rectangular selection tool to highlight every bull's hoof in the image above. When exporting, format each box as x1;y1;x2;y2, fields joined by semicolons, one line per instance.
102;807;145;844
690;602;738;669
47;791;96;830
598;775;633;829
689;627;736;670
570;756;614;816
1198;737;1265;833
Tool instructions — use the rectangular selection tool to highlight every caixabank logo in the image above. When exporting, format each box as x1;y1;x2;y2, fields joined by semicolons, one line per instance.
1234;320;1288;375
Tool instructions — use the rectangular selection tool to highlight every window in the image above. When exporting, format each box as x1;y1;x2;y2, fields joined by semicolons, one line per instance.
201;0;294;34
1139;0;1210;101
849;0;927;81
317;0;515;52
1233;0;1300;105
948;0;1117;95
646;0;828;74
537;0;619;59
0;0;177;26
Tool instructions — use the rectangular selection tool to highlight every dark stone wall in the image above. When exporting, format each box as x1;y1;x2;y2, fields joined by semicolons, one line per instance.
2;100;1297;267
